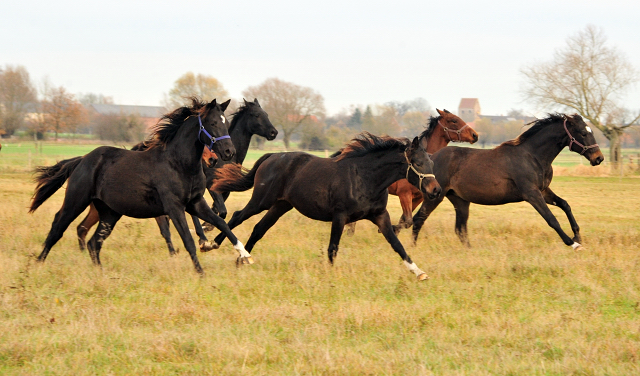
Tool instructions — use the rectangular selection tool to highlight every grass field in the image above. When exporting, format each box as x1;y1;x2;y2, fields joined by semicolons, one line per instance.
1;144;639;374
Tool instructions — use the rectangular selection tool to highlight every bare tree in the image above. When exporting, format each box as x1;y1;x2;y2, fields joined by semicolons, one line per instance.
164;72;229;110
0;65;36;137
242;78;325;149
521;25;640;168
42;86;87;139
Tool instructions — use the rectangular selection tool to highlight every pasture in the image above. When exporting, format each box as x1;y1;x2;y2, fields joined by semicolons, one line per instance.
1;143;639;375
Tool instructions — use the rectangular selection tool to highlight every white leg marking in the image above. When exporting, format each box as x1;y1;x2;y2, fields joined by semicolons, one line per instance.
234;241;251;258
571;242;582;250
404;261;425;277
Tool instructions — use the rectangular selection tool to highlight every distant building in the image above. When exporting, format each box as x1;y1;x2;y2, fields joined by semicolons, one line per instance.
89;104;166;129
458;98;481;123
457;98;536;125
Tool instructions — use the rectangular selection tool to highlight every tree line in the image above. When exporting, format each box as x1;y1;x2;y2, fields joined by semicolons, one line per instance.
1;24;638;159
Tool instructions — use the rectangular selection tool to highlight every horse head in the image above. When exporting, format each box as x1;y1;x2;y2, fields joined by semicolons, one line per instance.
199;99;235;161
565;114;604;166
405;136;441;200
242;98;278;140
437;109;478;144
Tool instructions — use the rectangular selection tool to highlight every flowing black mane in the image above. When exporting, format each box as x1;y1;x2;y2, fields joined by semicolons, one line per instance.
334;132;409;162
418;110;449;141
145;98;207;149
501;113;567;147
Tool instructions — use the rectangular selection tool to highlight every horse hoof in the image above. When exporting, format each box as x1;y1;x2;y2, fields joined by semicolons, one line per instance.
199;241;216;252
235;256;254;266
417;273;429;281
574;245;584;251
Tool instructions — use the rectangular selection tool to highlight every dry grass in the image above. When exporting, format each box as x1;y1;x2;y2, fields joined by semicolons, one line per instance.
1;171;639;375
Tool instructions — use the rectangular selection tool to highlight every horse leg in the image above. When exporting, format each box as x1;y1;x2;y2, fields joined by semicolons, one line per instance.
242;201;293;265
38;194;92;263
203;188;227;231
211;194;267;248
186;197;253;264
369;210;428;281
327;215;347;264
190;214;216;251
542;188;581;243
165;206;205;274
154;216;177;256
523;189;582;250
76;203;99;251
411;195;444;244
393;191;416;235
86;201;121;266
448;195;471;247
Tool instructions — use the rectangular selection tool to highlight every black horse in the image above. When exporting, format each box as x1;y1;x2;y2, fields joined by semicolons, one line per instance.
411;113;605;250
30;98;254;273
210;133;442;280
74;98;278;253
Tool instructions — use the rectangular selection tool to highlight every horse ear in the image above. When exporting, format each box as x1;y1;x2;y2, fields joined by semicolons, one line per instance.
412;136;420;148
436;109;444;116
243;98;249;106
220;99;231;112
206;98;217;109
254;98;260;107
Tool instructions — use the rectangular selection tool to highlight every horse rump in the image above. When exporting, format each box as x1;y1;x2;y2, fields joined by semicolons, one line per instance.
211;153;273;193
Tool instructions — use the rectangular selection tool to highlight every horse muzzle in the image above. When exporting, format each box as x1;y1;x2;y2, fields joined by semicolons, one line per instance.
589;150;605;166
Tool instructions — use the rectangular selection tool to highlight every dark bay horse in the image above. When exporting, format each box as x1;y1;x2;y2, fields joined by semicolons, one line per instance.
344;109;478;235
411;113;605;250
30;98;255;273
210;133;442;280
74;98;278;253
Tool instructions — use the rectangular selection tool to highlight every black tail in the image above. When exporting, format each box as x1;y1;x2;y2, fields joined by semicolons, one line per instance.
30;156;83;213
211;153;273;193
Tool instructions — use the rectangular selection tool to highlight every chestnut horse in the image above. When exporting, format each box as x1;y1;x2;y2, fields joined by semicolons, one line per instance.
345;109;478;235
210;133;441;280
411;113;604;250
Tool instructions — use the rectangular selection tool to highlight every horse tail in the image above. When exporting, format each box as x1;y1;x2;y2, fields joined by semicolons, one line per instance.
211;153;273;193
29;156;83;213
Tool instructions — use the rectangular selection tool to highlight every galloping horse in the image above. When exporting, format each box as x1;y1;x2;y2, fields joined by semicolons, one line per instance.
411;113;604;250
343;109;477;235
74;98;278;253
30;98;254;273
210;133;442;280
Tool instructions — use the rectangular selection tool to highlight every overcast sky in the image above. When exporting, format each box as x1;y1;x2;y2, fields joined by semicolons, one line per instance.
2;0;639;117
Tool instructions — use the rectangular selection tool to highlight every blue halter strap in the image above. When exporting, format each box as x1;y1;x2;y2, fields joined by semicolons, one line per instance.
198;115;231;151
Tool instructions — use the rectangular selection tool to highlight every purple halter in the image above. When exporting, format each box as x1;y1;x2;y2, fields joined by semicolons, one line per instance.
563;118;599;155
198;115;231;151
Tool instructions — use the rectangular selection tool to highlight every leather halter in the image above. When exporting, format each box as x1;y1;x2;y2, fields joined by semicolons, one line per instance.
198;115;231;151
439;119;470;142
404;150;435;193
563;118;599;155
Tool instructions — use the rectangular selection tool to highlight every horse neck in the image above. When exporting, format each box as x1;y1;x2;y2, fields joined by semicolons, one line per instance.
422;124;450;153
517;123;568;167
229;114;253;165
350;148;406;194
166;118;205;173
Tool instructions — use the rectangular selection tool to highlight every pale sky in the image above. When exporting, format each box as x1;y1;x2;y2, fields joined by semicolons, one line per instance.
2;0;639;117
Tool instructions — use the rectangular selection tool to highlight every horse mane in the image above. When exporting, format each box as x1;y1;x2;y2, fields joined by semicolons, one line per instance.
144;97;207;149
418;110;449;141
333;132;409;162
500;113;567;147
228;102;254;134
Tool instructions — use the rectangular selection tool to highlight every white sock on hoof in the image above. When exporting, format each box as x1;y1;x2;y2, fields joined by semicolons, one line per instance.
571;242;582;250
404;261;425;277
234;241;251;258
